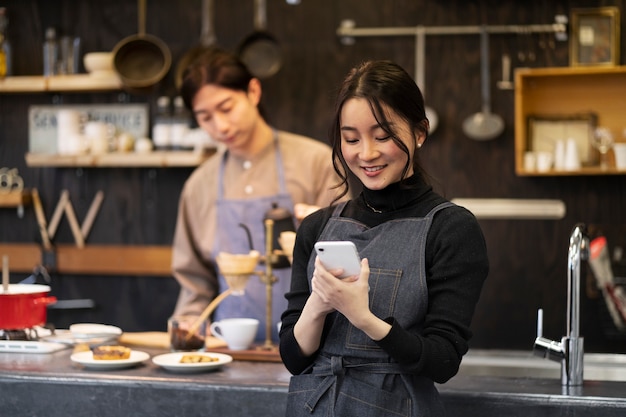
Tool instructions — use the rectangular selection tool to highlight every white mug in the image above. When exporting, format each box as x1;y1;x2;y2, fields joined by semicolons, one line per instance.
210;318;258;351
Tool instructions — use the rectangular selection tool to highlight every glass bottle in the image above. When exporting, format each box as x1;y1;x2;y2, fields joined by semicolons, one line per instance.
43;27;58;76
0;7;10;78
152;96;172;150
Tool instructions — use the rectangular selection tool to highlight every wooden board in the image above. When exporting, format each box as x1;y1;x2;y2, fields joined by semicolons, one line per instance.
209;345;282;363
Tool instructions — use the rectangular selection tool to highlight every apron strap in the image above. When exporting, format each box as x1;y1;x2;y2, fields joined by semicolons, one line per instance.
304;355;405;413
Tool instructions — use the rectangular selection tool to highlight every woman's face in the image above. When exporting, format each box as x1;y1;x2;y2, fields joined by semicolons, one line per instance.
340;98;422;190
191;79;261;155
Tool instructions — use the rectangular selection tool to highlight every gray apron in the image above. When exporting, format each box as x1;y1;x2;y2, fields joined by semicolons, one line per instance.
212;131;294;342
286;201;454;417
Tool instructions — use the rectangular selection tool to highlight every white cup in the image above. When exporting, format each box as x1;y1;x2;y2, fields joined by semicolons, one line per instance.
210;318;259;351
523;151;536;171
536;151;553;172
614;143;626;170
563;138;581;171
84;121;115;154
57;110;82;154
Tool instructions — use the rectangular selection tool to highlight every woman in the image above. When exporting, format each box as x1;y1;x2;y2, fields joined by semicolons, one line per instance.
279;60;489;416
171;47;341;342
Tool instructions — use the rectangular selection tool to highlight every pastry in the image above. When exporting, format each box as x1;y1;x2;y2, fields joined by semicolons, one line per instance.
180;353;219;363
92;345;131;360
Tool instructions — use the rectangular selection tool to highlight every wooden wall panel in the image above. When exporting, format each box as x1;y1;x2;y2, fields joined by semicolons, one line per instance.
1;0;625;351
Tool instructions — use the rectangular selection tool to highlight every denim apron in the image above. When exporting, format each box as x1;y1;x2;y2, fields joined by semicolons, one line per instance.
286;201;454;416
212;131;294;342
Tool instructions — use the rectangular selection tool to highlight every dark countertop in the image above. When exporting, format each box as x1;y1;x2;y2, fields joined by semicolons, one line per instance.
1;347;626;417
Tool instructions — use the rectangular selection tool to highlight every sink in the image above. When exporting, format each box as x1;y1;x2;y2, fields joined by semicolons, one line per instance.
458;349;626;382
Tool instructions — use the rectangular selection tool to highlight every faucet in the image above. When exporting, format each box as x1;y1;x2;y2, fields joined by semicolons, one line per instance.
533;223;588;386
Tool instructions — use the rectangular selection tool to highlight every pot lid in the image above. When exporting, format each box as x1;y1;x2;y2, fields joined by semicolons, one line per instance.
0;284;51;295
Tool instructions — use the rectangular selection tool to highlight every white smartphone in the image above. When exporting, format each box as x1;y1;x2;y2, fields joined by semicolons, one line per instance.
314;241;361;278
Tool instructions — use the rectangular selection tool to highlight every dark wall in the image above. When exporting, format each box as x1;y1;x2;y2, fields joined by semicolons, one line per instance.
1;0;625;353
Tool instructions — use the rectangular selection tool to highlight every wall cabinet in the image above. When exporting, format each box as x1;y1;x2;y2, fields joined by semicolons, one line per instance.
514;66;626;176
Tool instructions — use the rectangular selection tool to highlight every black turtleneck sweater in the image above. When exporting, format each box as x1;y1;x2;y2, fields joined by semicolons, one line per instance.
279;174;489;384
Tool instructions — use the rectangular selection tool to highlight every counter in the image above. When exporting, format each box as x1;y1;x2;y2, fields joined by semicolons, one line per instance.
1;347;626;416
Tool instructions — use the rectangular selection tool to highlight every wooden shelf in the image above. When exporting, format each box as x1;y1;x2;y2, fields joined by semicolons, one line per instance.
514;65;626;176
0;243;172;276
0;74;122;93
25;150;216;168
0;190;32;208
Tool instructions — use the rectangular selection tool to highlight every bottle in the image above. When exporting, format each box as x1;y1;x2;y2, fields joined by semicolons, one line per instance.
152;96;172;150
43;27;58;76
0;7;10;78
170;96;192;150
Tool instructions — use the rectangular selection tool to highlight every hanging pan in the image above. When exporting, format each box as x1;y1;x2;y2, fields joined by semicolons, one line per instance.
238;0;282;79
112;0;172;91
175;0;217;90
462;27;504;141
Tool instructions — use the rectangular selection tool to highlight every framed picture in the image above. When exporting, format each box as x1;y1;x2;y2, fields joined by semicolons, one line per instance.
527;113;597;165
570;7;620;66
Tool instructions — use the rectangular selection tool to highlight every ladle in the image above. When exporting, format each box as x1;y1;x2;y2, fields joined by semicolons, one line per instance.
415;27;438;134
462;27;504;141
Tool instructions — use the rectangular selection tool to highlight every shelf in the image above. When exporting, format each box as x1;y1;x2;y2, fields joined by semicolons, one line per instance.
514;65;626;176
0;190;32;208
516;167;626;176
25;150;216;168
0;74;122;93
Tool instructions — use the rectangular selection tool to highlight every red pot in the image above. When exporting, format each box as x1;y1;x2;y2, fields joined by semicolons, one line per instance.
0;284;57;330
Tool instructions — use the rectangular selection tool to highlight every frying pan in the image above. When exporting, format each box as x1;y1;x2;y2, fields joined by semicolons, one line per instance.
175;0;216;90
112;0;172;90
238;0;282;79
462;27;504;141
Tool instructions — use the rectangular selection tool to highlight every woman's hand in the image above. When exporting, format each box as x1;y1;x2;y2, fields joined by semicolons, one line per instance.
312;256;391;341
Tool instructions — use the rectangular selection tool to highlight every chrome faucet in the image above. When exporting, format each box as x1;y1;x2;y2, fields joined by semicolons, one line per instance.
533;223;588;386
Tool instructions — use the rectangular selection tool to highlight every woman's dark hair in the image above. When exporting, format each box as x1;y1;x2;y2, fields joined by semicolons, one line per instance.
180;46;267;119
329;60;430;201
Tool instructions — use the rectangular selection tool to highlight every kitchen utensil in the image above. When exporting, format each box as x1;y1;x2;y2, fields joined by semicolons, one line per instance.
112;0;171;91
0;284;57;330
169;314;207;351
496;53;514;90
264;203;295;268
2;255;8;293
462;27;504;141
238;0;282;79
175;0;216;90
415;27;438;134
185;289;233;340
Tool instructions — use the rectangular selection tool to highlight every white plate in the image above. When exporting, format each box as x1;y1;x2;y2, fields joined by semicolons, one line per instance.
69;323;122;339
70;350;149;370
152;352;233;373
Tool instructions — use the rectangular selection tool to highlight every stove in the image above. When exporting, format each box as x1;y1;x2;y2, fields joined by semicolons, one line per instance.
0;340;68;353
0;326;69;353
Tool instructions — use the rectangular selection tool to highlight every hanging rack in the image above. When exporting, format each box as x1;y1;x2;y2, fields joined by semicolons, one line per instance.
337;16;568;42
